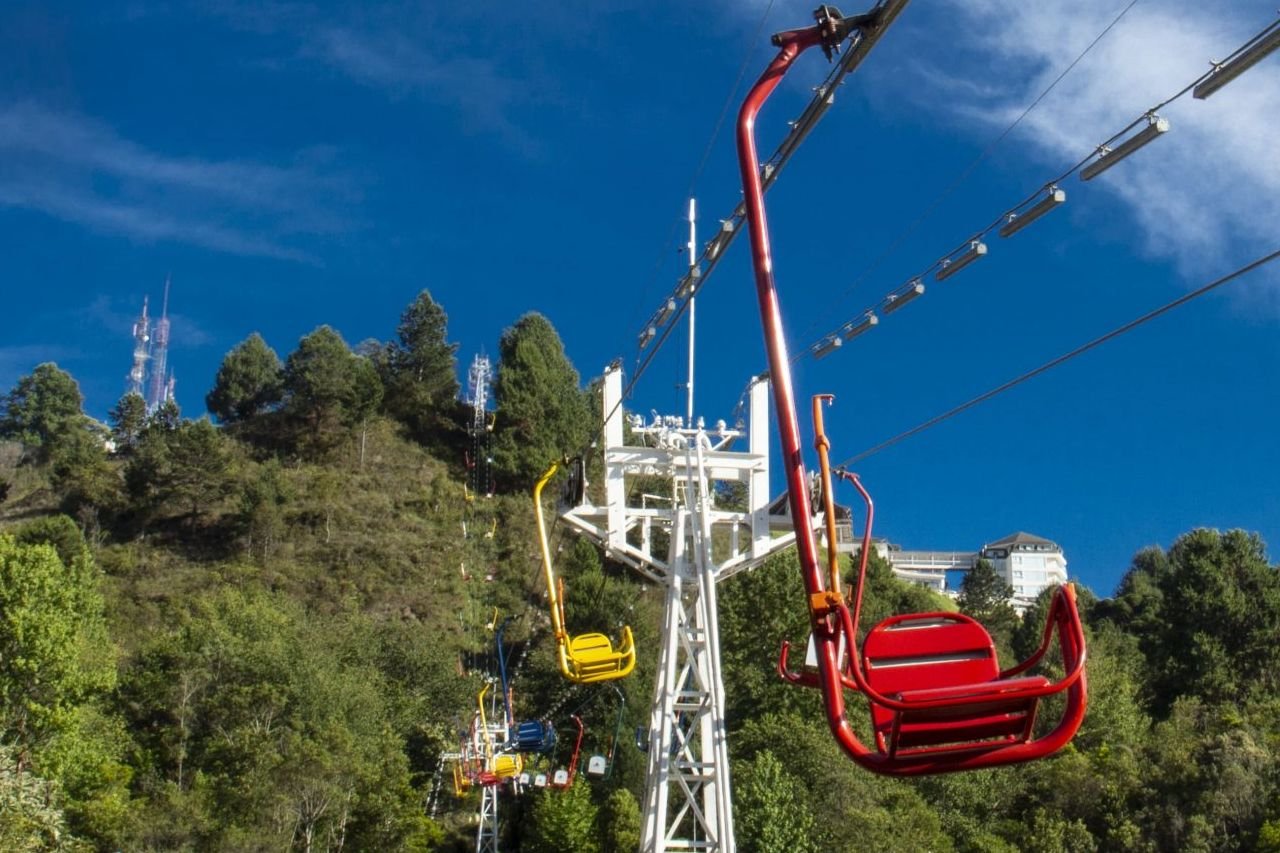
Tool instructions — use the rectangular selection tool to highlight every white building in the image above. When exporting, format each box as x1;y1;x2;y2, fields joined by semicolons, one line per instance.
833;525;1068;612
978;532;1069;611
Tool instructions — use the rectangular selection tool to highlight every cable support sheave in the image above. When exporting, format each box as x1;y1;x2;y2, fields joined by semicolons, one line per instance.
608;5;907;432
834;247;1280;468
797;0;1143;346
798;13;1280;362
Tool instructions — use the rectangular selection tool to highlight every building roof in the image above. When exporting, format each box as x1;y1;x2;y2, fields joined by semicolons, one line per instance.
985;531;1060;550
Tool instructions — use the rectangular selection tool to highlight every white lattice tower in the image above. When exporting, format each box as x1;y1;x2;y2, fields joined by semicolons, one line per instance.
476;785;499;853
561;366;807;853
128;297;150;398
467;354;493;497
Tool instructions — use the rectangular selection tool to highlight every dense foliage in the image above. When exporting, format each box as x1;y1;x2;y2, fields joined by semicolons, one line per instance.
2;292;1279;851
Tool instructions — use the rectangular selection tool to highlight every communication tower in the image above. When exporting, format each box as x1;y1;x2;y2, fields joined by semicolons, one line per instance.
146;277;174;411
466;354;494;498
128;297;150;398
124;279;179;412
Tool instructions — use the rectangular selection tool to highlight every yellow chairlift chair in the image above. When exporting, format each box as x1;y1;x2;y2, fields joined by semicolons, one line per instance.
534;460;636;684
477;684;522;783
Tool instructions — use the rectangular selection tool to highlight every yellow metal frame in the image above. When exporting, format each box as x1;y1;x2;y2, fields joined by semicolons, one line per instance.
535;460;636;684
451;760;471;796
478;684;523;779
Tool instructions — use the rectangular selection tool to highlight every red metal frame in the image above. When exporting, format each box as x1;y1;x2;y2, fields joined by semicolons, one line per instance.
737;7;1087;774
549;715;585;789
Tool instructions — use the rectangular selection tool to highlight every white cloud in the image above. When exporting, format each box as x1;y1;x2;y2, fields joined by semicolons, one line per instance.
0;102;353;261
897;0;1280;301
309;27;523;137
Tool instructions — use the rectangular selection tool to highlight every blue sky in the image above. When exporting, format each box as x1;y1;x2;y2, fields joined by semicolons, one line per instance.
2;0;1277;597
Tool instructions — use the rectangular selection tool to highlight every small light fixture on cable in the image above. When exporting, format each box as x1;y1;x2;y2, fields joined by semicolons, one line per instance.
883;280;925;314
638;325;657;349
935;241;987;282
999;188;1067;238
1081;115;1170;181
1194;23;1280;99
653;298;677;327
813;335;843;359
841;312;878;340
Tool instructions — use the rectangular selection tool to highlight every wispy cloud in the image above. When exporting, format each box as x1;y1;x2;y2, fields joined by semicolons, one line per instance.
0;102;356;262
307;26;525;137
190;1;530;143
892;0;1280;303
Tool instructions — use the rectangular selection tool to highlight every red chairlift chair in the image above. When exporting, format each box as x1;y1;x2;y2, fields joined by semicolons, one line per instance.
736;4;1087;774
549;715;586;789
778;398;1087;772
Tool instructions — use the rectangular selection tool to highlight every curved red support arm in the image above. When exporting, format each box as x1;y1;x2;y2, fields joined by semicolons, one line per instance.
738;4;1086;775
738;11;887;769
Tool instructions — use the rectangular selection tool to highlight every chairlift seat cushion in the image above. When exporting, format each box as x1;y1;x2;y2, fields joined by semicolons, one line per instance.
862;612;1048;754
561;629;636;682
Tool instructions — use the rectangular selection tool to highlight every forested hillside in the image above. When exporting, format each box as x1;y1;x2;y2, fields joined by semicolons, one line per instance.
2;290;1279;852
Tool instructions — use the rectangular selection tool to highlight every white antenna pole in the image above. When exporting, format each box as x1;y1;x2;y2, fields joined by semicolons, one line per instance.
686;198;697;423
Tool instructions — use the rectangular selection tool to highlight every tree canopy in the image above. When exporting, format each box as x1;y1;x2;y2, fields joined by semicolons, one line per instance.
206;333;284;425
379;290;460;442
490;312;592;489
0;364;87;464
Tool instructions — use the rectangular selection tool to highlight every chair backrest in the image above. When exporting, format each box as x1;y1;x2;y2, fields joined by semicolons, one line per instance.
862;613;1000;698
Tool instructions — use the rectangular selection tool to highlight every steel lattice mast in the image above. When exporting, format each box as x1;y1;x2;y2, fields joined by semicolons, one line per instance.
467;354;494;498
562;367;806;853
128;297;150;398
146;276;173;412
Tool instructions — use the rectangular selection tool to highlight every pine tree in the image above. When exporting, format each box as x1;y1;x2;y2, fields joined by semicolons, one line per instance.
490;313;591;490
380;291;460;441
206;333;284;424
0;364;86;464
109;393;148;452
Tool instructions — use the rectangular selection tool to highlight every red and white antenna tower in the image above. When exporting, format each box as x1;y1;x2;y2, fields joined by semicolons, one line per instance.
128;297;150;398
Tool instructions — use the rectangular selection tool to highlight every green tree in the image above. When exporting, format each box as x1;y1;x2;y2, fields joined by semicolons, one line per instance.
598;787;642;852
735;749;818;853
491;313;591;489
47;425;119;527
121;590;433;851
1102;529;1280;714
283;326;384;457
958;557;1018;648
380;290;460;441
126;419;236;522
0;364;86;464
206;332;284;424
0;533;114;772
108;392;148;452
522;778;600;853
0;745;83;853
147;398;181;432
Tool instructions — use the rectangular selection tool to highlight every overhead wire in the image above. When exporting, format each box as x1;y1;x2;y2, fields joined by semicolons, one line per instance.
623;0;778;353
835;247;1280;468
798;13;1279;361
603;12;903;433
796;0;1143;346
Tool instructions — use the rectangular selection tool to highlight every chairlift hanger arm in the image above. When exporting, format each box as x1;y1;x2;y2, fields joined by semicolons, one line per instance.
735;1;901;752
739;1;1090;775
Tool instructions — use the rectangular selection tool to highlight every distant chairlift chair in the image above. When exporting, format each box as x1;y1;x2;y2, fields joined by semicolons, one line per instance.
495;617;557;755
